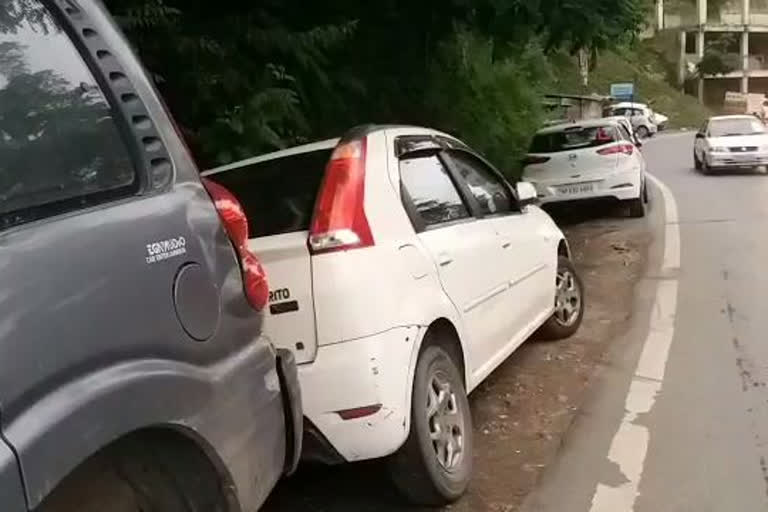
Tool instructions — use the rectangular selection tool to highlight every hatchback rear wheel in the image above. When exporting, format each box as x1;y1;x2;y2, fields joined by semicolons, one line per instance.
388;345;472;506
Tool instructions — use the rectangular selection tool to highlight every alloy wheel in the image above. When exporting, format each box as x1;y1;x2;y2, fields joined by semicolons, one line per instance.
554;268;582;327
426;371;465;471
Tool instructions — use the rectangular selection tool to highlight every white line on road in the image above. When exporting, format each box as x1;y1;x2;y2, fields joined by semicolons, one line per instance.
589;172;680;512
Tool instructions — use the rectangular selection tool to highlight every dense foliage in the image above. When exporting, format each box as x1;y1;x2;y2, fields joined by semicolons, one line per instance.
106;0;650;174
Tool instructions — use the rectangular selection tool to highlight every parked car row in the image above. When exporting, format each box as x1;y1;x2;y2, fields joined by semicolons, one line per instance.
0;1;606;511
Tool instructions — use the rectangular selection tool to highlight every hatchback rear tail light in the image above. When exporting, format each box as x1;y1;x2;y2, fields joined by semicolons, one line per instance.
522;155;551;166
597;143;634;156
309;138;374;254
202;178;269;311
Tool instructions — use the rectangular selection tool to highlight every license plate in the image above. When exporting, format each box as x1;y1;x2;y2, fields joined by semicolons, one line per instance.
557;183;594;195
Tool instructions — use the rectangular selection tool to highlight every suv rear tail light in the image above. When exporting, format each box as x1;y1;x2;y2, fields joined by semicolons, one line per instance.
522;155;551;165
597;143;634;156
309;138;374;254
202;178;269;311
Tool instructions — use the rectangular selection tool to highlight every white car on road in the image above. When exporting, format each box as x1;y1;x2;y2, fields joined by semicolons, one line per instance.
203;125;584;505
693;115;768;174
607;102;659;139
522;119;648;217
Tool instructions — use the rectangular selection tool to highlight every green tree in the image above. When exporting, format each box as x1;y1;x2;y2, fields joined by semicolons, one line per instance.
104;0;650;168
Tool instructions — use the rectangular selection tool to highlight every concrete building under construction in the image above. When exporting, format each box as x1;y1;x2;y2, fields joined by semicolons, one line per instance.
659;0;768;108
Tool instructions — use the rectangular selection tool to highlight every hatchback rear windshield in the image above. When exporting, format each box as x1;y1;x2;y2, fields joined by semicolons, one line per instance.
207;149;331;238
529;126;618;153
708;118;766;137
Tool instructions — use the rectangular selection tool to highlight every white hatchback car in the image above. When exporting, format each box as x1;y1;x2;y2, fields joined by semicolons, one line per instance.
204;125;584;505
608;102;659;139
693;115;768;174
522;119;648;217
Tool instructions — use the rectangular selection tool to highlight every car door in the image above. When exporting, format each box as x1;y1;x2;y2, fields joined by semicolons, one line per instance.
444;151;553;364
398;151;508;374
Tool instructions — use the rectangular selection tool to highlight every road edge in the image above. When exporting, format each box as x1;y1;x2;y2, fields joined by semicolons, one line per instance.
587;173;680;511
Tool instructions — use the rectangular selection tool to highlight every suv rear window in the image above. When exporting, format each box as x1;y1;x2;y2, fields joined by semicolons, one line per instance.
0;0;137;230
529;126;618;153
208;149;331;238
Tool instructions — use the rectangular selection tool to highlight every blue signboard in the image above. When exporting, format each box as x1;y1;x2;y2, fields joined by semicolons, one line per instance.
610;82;635;100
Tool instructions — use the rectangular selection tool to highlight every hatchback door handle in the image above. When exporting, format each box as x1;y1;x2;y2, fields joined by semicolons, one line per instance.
501;240;511;249
437;254;453;267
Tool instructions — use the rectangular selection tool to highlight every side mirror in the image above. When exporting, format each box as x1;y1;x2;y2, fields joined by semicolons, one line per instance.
516;181;538;208
695;132;705;139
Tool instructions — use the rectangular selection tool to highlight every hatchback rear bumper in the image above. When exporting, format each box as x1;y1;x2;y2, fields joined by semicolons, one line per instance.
297;326;420;462
530;171;642;205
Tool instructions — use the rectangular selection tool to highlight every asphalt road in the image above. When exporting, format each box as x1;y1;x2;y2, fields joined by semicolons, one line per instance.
522;132;768;512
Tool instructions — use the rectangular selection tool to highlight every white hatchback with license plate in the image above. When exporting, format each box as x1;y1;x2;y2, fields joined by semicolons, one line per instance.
522;118;648;217
203;126;585;506
556;182;595;196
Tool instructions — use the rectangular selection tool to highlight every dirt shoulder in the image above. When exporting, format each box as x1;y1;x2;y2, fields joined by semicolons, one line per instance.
263;212;651;512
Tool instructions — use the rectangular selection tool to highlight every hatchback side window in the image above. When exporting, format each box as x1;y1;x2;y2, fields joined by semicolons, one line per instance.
448;151;515;216
0;0;137;231
399;155;470;228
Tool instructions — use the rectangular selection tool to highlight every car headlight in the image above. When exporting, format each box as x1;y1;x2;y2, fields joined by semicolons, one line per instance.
710;146;728;153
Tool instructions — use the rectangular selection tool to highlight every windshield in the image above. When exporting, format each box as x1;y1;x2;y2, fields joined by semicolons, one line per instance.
530;126;617;153
708;118;767;137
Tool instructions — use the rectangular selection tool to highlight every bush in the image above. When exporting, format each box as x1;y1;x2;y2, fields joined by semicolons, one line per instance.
424;33;553;180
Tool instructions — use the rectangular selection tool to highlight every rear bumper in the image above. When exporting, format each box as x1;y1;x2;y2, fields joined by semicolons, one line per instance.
530;171;642;204
298;326;420;462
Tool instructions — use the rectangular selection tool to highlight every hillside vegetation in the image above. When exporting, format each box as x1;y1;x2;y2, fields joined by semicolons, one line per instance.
106;0;650;177
549;41;713;129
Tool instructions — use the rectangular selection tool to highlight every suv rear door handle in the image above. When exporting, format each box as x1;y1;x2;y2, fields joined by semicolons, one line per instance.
437;253;453;267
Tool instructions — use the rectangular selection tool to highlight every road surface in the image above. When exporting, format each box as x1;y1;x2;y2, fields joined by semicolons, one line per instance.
522;132;768;512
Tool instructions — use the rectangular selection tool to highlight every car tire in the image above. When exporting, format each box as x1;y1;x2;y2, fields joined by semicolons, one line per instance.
642;180;649;204
636;125;650;139
701;158;711;175
38;435;228;512
537;257;585;340
694;151;702;170
388;345;472;506
626;195;646;218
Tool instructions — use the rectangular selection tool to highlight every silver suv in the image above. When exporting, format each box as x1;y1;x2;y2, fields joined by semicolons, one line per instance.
0;1;301;511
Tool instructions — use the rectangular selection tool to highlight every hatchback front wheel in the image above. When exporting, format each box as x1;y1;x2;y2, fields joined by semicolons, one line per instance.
537;256;585;340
